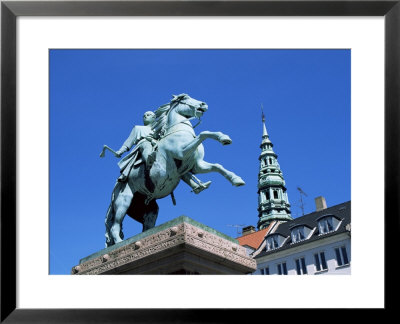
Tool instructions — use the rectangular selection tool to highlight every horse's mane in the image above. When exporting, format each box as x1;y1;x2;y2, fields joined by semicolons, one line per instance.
151;94;189;139
151;103;171;139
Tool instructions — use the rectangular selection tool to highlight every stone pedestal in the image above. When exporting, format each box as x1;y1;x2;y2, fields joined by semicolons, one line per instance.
72;216;256;275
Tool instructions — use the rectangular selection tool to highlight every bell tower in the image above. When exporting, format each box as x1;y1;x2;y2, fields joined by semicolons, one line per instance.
257;108;292;229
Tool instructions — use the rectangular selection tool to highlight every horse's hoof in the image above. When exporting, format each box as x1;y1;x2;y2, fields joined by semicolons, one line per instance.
219;135;232;145
192;181;212;194
232;177;245;187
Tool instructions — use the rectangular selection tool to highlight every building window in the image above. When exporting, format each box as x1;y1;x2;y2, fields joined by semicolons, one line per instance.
273;190;279;199
314;252;328;272
266;191;270;200
335;246;350;267
277;262;288;275
318;216;334;234
269;158;273;164
260;267;270;275
266;235;279;250
291;226;305;243
295;257;308;275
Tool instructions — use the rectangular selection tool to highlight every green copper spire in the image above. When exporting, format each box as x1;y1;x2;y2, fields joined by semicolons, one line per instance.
257;107;292;229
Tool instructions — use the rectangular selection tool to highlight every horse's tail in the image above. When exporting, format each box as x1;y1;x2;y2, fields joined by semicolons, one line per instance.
104;181;120;247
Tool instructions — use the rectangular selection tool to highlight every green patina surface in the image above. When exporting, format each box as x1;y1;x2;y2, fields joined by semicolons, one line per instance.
258;180;284;187
80;215;238;264
257;117;292;230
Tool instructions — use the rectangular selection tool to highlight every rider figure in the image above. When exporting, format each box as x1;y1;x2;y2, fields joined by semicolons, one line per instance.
115;111;211;194
116;111;157;182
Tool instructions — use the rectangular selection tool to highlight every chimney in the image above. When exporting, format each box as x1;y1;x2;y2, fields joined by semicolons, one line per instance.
315;196;327;211
242;225;256;236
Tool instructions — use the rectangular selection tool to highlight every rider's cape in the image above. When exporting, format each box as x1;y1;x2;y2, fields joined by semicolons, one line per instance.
118;125;155;173
117;145;140;172
117;137;155;173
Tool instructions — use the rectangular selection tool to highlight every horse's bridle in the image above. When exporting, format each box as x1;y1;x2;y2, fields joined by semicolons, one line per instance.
170;97;203;128
158;98;204;139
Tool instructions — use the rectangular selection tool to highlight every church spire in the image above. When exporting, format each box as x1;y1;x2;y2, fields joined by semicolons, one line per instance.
257;106;292;230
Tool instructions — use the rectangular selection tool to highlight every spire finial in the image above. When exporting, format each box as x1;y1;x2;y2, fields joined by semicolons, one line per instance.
261;104;265;123
261;104;268;137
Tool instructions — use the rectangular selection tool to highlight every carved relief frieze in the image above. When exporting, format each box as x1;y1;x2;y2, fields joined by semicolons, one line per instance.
73;222;255;275
75;223;186;275
182;223;256;269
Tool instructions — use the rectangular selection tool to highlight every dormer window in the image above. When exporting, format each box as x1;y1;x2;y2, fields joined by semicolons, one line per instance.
318;216;335;234
316;214;343;236
266;235;279;250
265;234;285;251
265;233;288;251
291;226;305;243
290;225;312;244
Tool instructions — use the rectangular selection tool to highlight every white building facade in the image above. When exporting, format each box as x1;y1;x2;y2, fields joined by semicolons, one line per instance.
252;200;351;275
256;233;351;275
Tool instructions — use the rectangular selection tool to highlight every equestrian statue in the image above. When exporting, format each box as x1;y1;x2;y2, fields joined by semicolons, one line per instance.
100;94;245;247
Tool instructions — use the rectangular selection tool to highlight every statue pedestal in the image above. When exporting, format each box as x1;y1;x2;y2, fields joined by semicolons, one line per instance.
72;216;256;275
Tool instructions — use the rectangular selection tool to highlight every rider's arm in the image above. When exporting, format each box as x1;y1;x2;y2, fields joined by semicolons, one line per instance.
115;126;139;157
115;145;129;157
116;126;153;157
122;126;140;150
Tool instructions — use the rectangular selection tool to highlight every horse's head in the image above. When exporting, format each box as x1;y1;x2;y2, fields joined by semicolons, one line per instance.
170;94;208;119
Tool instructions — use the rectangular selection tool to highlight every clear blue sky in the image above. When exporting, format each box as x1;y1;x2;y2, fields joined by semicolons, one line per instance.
49;49;350;274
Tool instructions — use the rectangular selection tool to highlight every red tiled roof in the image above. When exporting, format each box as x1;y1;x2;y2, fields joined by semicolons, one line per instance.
236;224;272;249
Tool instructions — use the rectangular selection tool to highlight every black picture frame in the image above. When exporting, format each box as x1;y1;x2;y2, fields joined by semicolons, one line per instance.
1;0;397;322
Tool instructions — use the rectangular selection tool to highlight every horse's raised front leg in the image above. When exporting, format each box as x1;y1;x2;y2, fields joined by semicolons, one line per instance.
110;183;133;244
192;160;245;187
180;131;232;160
